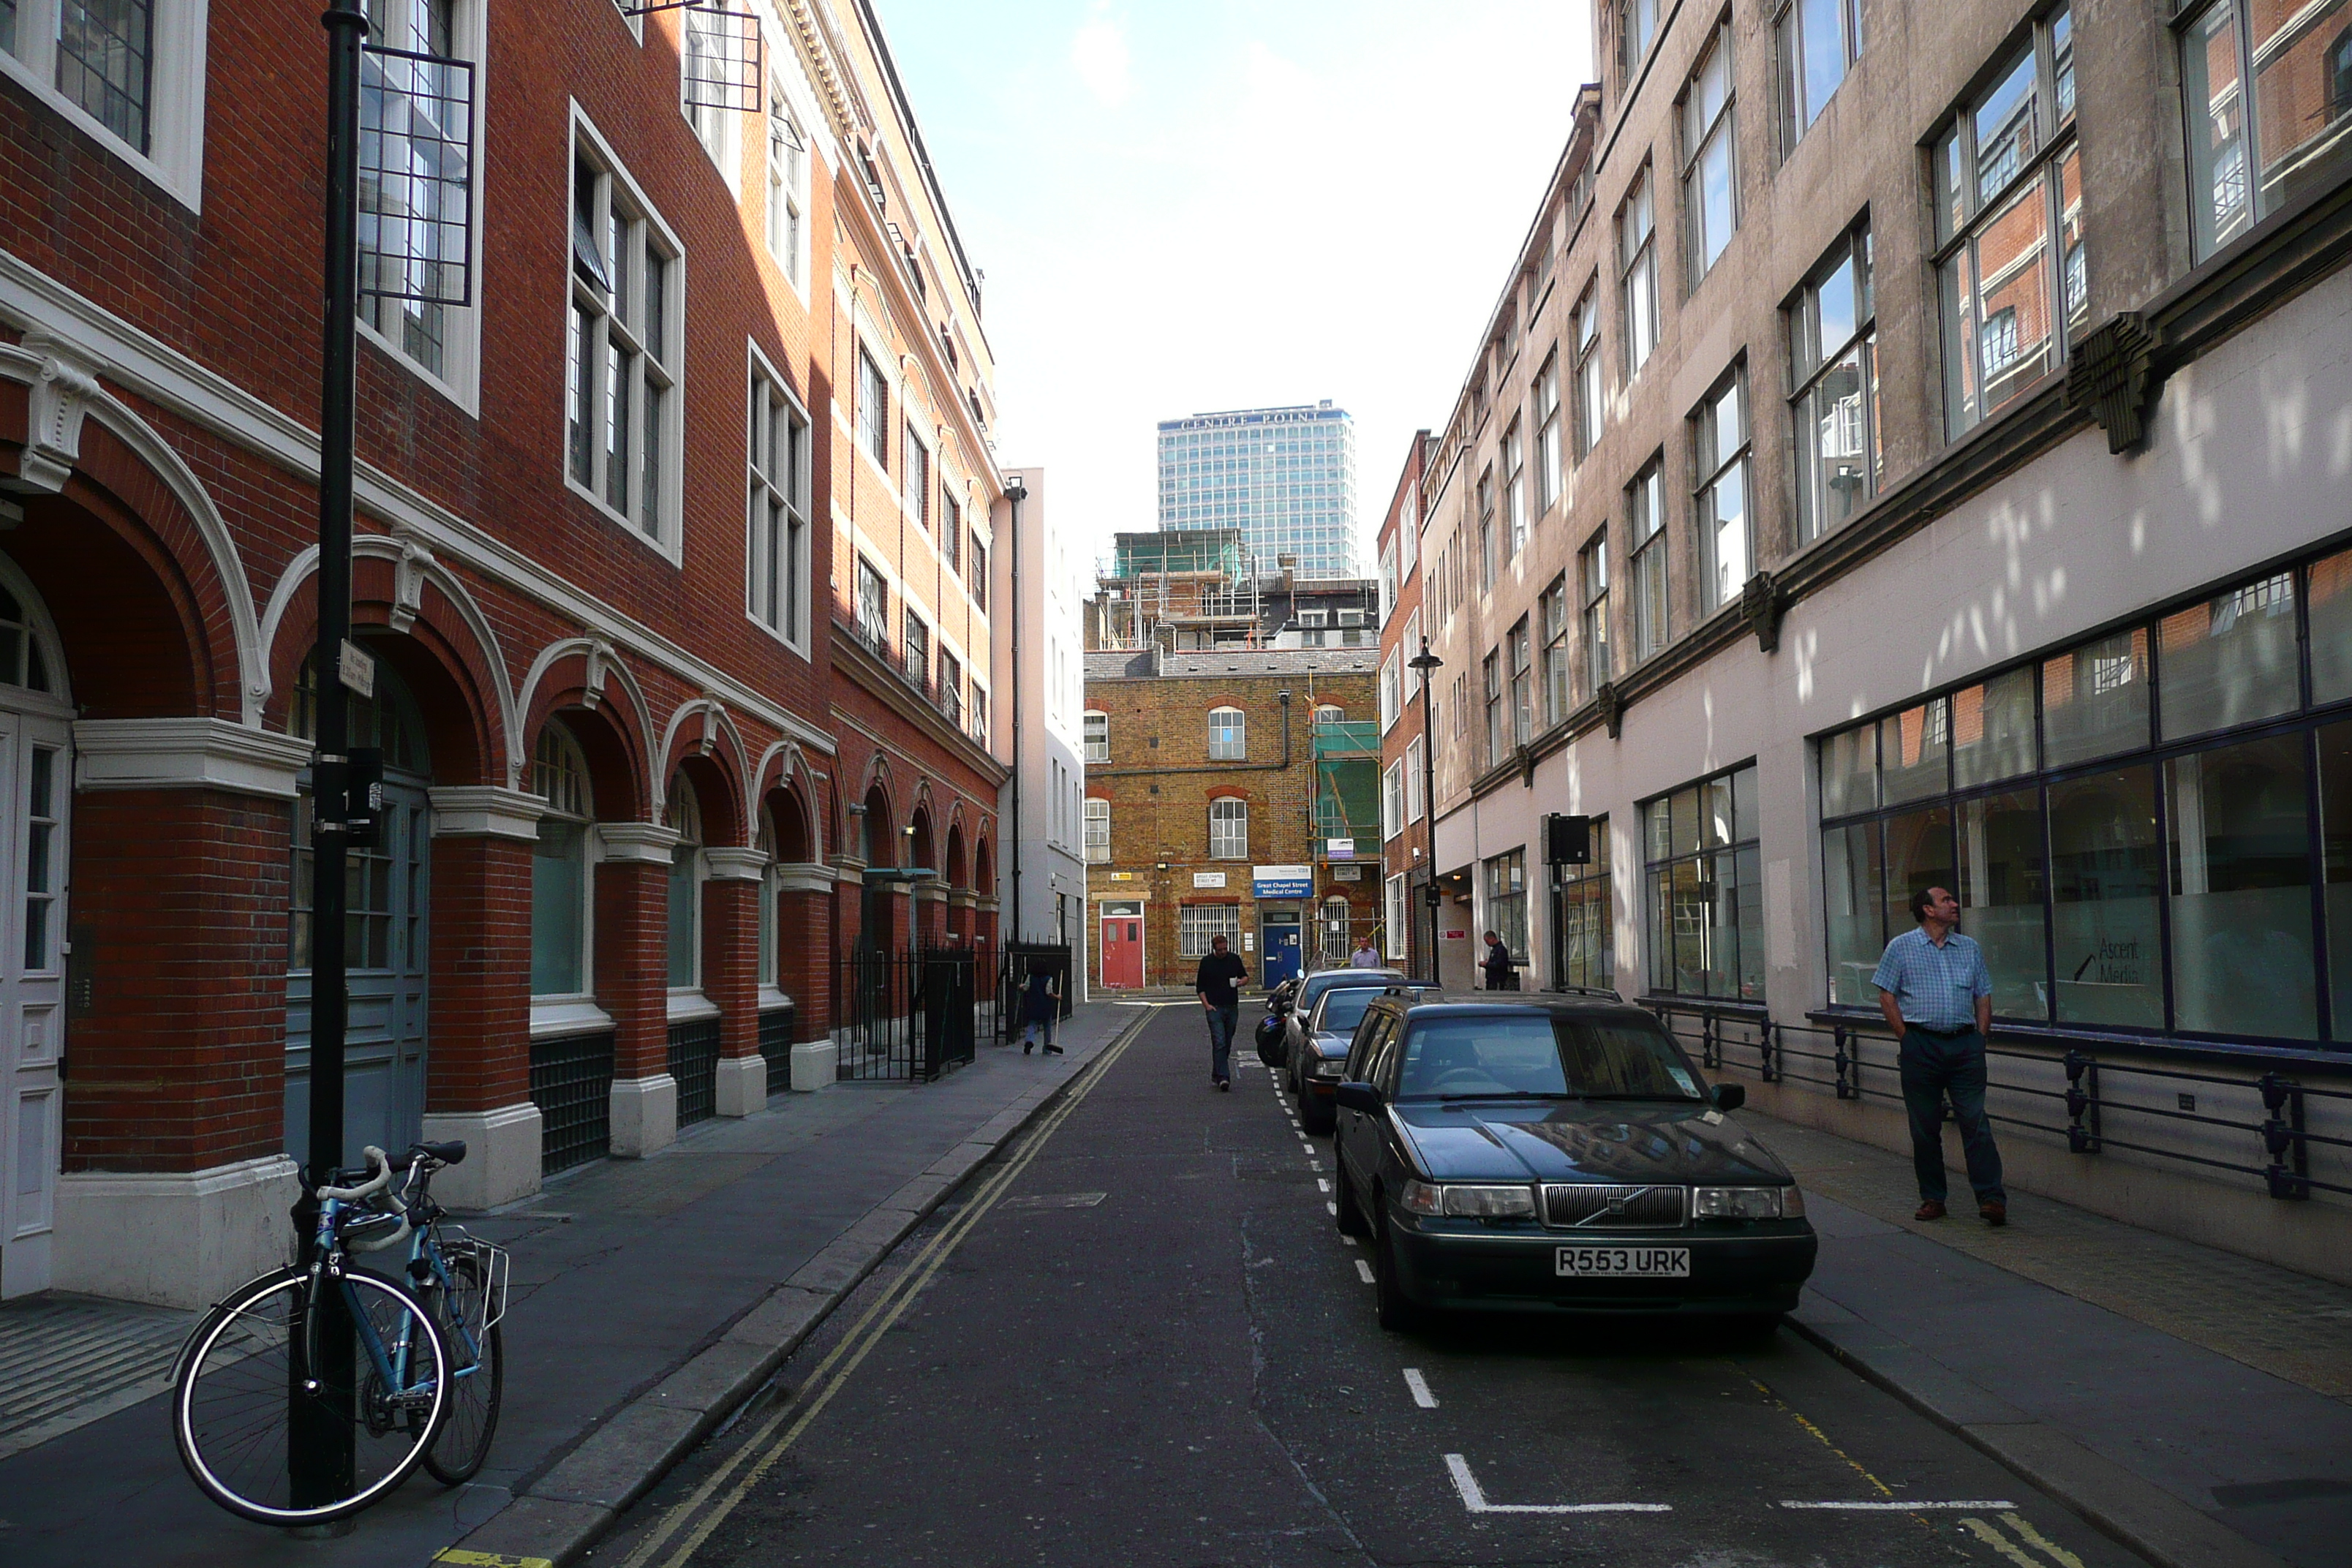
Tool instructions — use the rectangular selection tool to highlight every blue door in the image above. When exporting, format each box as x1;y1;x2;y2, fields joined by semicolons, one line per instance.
1261;914;1302;988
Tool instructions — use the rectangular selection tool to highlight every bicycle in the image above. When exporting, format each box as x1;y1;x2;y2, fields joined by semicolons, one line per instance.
171;1139;508;1526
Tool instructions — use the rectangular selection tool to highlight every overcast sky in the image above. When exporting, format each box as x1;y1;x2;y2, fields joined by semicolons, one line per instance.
871;1;1595;580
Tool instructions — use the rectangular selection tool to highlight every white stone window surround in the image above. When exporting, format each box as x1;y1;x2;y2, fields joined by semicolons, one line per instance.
356;0;488;416
565;102;687;567
764;74;810;295
0;0;208;214
744;336;813;661
679;6;742;181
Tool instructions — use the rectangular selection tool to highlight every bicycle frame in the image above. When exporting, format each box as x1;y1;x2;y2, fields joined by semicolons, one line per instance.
296;1194;437;1411
407;1229;486;1379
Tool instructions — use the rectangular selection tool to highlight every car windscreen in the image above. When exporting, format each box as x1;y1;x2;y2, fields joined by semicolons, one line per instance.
1393;1014;1706;1101
1315;988;1382;1035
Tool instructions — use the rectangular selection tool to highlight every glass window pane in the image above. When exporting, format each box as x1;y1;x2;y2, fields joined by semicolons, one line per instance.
2250;0;2352;225
1646;797;1674;862
2167;734;2317;1039
2050;767;2165;1028
1824;819;1885;1005
1672;857;1707;994
2321;720;2352;1041
2312;549;2352;704
1959;788;2050;1020
1820;723;1877;817
1735;844;1765;1001
1670;786;1702;856
667;848;698;987
1799;0;1844;129
1882;804;1956;955
1953;666;2038;787
2183;1;2254;259
1650;866;1675;992
1733;764;1760;844
1880;699;1949;804
1704;774;1734;848
2043;628;2151;766
2158;573;2299;740
531;821;585;996
1972;171;2054;419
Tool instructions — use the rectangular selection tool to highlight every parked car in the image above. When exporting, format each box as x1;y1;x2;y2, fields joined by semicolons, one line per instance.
1331;991;1817;1330
1294;982;1431;1133
1281;967;1406;1088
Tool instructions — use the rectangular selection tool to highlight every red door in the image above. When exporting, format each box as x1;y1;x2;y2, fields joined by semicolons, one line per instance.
1101;916;1143;989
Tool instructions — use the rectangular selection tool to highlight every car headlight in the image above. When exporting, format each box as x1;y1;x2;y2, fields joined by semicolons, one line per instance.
1309;1056;1346;1079
1399;1180;1536;1218
1693;1186;1798;1220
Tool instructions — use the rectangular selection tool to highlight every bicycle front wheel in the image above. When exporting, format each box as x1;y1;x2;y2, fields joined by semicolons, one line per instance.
173;1266;451;1526
422;1251;503;1485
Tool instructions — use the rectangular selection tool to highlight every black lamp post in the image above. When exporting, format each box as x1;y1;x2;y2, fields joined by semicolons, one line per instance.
1406;638;1442;985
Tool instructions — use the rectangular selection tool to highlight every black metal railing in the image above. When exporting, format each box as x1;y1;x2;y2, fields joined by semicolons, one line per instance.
530;1030;614;1175
1642;999;2352;1203
758;1003;796;1095
998;941;1073;1043
837;946;984;1082
668;1017;721;1127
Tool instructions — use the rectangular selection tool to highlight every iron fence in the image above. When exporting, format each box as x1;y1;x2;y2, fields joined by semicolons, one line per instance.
529;1030;614;1175
1642;999;2352;1204
668;1017;720;1127
837;946;985;1082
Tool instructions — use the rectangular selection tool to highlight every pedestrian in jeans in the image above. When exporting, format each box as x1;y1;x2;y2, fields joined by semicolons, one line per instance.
1195;933;1248;1090
1018;958;1061;1055
1874;886;2007;1226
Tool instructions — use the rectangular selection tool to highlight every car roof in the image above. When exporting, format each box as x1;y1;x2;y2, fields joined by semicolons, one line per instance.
1365;989;1655;1028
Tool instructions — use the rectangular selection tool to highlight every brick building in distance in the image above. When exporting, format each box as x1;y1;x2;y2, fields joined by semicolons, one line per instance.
1082;647;1375;994
1371;431;1438;978
0;0;1015;1305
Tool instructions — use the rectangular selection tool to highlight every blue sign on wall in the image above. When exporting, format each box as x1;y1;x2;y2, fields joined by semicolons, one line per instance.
1252;864;1313;899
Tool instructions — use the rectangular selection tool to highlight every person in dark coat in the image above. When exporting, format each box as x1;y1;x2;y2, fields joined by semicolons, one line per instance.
1019;958;1062;1055
1482;930;1518;991
1194;934;1248;1089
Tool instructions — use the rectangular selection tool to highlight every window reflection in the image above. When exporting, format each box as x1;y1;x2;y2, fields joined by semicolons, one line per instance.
1961;789;2048;1019
2167;736;2316;1039
2050;769;2164;1029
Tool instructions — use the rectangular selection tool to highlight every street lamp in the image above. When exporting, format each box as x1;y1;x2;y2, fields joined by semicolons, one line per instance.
1406;637;1442;986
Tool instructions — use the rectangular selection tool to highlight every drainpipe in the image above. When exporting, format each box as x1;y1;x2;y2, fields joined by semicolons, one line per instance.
1004;475;1028;938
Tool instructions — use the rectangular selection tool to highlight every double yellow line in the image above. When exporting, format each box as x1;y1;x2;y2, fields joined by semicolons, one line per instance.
611;1006;1161;1568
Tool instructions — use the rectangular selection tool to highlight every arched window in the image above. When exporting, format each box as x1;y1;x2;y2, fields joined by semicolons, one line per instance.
0;580;58;695
530;722;595;998
665;775;704;990
1208;797;1248;859
1207;706;1245;761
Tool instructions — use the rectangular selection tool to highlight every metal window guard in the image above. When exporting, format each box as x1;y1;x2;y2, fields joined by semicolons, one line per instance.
1641;999;2352;1204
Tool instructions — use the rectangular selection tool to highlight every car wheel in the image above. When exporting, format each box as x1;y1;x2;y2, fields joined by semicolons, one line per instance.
1333;1147;1371;1237
1372;1206;1424;1333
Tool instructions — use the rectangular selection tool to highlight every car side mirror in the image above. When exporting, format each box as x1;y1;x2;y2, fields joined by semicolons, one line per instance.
1335;1081;1383;1115
1711;1082;1746;1112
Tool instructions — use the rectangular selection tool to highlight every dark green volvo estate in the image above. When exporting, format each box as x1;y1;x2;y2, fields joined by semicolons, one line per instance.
1330;990;1816;1327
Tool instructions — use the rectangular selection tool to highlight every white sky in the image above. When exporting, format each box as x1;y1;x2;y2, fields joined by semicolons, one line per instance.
872;1;1596;579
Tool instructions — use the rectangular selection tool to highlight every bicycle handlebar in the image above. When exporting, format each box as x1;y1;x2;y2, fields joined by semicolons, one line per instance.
315;1145;396;1202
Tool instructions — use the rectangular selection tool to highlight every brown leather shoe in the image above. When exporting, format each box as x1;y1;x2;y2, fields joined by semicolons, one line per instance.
1980;1201;2008;1226
1914;1199;1947;1221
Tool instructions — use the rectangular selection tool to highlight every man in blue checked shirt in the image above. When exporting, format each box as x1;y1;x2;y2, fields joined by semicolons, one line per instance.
1874;886;2007;1226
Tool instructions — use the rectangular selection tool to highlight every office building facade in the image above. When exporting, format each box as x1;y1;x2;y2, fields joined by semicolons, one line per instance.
1156;402;1359;580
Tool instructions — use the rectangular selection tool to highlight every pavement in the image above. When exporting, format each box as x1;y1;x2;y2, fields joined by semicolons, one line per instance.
0;998;2343;1567
0;999;1156;1568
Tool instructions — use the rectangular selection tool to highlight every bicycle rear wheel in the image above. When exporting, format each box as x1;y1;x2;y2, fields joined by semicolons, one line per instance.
422;1251;503;1485
173;1266;451;1526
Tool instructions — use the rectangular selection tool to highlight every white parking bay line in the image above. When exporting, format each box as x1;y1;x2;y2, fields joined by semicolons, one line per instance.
1326;1202;1338;1216
1316;1178;1330;1192
1354;1259;1376;1284
1402;1368;1437;1408
1444;1455;1669;1514
1777;1500;2022;1512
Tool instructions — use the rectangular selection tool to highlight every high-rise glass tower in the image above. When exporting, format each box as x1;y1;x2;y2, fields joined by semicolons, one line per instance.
1156;402;1358;578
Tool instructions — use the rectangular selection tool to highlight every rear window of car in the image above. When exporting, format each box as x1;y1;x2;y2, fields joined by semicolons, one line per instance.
1394;1013;1705;1101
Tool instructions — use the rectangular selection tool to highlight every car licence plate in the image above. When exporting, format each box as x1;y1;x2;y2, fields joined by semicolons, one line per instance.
1556;1245;1689;1278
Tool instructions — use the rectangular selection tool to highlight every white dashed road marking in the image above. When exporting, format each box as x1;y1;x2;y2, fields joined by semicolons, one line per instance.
1316;1178;1330;1192
1444;1455;1670;1514
1402;1368;1437;1408
1354;1259;1376;1284
1326;1202;1338;1216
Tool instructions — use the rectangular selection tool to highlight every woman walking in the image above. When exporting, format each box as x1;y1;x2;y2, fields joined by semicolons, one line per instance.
1019;958;1063;1055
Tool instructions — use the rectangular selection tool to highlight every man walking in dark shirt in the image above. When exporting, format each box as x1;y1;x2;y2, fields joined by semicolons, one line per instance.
1482;930;1517;991
1194;933;1249;1090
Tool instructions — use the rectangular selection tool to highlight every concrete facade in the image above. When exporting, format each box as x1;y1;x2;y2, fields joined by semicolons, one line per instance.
994;467;1090;978
1391;0;2352;1275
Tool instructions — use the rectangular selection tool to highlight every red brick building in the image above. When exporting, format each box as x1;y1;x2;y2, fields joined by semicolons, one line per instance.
1374;431;1438;977
0;0;1008;1305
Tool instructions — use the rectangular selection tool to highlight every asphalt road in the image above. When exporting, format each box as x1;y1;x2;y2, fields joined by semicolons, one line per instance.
592;1003;2139;1568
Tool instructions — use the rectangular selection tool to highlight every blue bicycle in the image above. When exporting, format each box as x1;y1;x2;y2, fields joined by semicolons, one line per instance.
171;1141;508;1525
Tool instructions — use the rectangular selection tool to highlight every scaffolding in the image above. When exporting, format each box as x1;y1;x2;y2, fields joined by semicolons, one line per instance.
1088;529;1264;651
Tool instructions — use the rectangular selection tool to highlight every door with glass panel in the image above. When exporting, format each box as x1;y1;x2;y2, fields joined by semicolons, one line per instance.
286;660;431;1164
0;711;69;1298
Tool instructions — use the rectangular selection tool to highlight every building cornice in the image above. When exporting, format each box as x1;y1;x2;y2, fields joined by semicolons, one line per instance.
830;627;1011;785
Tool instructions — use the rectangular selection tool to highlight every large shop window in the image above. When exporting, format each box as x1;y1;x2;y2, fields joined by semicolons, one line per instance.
1644;765;1763;1003
1934;7;2084;440
1820;545;2352;1046
1485;848;1529;969
2181;0;2352;262
1553;815;1615;992
530;722;595;998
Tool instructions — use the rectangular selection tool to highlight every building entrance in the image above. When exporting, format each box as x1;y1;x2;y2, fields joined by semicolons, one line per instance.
1099;902;1142;989
1260;912;1302;988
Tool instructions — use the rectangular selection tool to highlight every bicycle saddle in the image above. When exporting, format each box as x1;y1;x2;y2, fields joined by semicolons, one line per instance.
410;1139;468;1165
